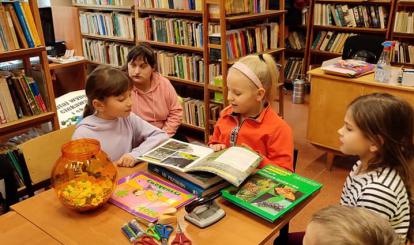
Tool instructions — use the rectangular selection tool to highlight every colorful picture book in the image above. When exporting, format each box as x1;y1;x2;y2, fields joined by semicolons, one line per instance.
221;165;322;222
109;172;194;223
138;139;262;187
321;59;375;77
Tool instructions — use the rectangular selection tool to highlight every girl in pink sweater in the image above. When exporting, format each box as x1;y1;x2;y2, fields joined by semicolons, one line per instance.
123;43;183;137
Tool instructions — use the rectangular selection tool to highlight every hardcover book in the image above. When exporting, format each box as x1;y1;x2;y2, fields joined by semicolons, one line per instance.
109;172;194;223
221;165;322;222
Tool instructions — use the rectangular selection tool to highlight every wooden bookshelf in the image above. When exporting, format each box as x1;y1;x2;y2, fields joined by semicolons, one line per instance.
82;34;135;44
0;0;58;133
313;25;387;34
397;0;414;6
0;47;46;62
181;122;205;132
73;0;135;66
303;0;396;72
166;76;205;88
73;3;133;12
227;48;286;64
137;40;204;53
392;32;414;39
208;85;223;92
137;8;202;16
211;10;287;22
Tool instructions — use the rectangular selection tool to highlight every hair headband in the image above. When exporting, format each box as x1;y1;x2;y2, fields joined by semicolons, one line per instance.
231;62;263;88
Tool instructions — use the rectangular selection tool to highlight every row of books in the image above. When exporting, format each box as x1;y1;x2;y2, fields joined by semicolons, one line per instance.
285;57;303;81
137;0;202;10
225;22;279;60
72;0;133;6
155;50;204;83
210;102;223;122
0;2;41;51
0;72;48;124
82;38;131;67
286;31;306;50
394;11;414;34
313;4;388;29
79;11;134;40
302;7;309;26
137;17;203;48
208;63;221;85
182;97;205;128
208;23;220;35
312;31;356;53
391;41;414;64
225;0;268;15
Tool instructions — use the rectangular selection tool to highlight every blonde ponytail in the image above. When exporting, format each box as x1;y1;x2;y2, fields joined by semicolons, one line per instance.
236;54;280;102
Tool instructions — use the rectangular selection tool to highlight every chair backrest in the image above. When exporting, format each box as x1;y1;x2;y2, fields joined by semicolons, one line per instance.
17;126;75;185
342;35;385;63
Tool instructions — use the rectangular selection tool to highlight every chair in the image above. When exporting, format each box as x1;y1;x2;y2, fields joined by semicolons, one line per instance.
17;125;75;192
342;35;385;64
273;148;299;245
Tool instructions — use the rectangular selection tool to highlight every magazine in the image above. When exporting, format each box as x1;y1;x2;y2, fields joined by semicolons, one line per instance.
109;172;195;223
139;139;262;187
321;59;375;77
221;165;322;222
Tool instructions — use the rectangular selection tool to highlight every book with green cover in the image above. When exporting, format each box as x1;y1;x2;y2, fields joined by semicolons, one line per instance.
221;165;322;222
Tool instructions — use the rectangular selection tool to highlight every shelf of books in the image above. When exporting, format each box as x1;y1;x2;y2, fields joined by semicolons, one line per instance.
305;0;393;70
390;0;414;65
73;0;135;67
205;0;286;120
0;0;58;135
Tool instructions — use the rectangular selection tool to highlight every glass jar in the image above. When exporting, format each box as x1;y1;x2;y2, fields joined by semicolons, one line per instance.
51;138;117;211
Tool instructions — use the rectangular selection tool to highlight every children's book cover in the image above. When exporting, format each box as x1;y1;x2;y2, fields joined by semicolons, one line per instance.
109;172;195;222
221;165;322;222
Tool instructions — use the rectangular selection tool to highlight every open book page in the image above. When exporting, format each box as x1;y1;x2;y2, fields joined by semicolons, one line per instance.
139;139;214;171
188;146;262;187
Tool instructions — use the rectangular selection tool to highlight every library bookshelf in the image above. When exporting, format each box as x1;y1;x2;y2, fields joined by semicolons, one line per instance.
72;0;135;67
389;0;414;65
303;0;397;72
0;0;58;138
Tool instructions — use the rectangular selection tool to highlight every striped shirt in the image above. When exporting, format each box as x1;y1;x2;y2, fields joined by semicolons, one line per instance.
341;161;410;239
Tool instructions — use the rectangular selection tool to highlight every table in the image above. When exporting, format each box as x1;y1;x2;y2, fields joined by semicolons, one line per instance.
307;68;414;169
11;163;319;244
49;59;88;97
0;211;59;245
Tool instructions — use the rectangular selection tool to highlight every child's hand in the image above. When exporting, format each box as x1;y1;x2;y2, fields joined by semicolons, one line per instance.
115;154;137;167
209;144;226;152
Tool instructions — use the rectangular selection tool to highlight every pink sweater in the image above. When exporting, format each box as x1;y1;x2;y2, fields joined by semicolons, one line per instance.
131;73;183;136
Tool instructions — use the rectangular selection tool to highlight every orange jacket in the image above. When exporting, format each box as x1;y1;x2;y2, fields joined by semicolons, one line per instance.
209;105;294;171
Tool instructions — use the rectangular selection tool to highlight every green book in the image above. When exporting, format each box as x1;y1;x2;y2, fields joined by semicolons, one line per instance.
221;165;322;222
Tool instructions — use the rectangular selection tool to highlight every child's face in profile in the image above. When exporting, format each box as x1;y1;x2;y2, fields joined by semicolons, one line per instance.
337;108;377;158
95;90;132;120
227;69;263;117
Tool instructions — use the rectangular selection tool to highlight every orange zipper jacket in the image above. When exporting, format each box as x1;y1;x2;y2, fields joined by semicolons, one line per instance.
209;105;294;171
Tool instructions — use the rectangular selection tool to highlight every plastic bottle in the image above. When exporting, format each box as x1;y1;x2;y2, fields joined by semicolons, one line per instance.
374;41;394;83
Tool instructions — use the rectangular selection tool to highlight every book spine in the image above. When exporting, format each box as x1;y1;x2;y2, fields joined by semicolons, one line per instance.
12;2;34;48
147;164;205;197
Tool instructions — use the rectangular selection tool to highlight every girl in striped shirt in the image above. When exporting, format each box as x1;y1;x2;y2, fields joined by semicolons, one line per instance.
338;93;414;243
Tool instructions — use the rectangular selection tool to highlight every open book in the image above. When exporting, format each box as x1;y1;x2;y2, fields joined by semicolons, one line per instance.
139;139;262;187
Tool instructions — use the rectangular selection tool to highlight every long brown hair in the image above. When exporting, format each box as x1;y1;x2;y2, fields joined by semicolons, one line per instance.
349;93;414;242
83;66;132;117
310;205;401;245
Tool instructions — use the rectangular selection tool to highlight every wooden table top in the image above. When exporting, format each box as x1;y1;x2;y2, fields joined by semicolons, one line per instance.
49;59;88;71
11;163;319;245
0;211;60;245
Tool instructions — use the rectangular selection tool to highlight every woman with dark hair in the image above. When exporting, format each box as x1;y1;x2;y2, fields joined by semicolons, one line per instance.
123;43;183;138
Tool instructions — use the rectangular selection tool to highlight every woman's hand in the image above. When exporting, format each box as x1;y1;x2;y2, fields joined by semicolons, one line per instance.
115;154;137;167
208;144;226;152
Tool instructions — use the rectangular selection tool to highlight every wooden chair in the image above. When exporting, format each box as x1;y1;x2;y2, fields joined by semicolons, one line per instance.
17;126;75;193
